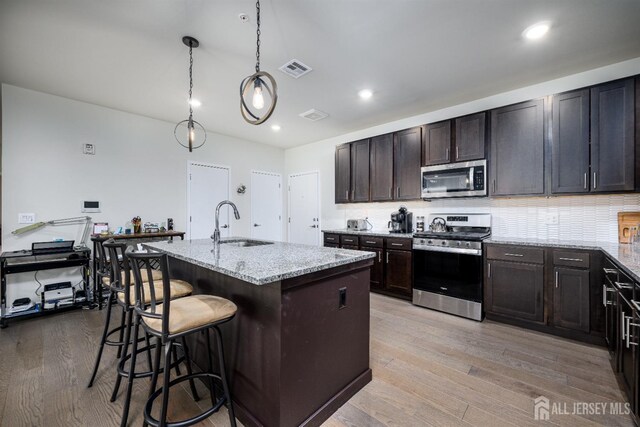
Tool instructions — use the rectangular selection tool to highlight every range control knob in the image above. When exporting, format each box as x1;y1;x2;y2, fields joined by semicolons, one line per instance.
427;240;433;245
466;242;471;247
456;241;461;247
441;241;447;245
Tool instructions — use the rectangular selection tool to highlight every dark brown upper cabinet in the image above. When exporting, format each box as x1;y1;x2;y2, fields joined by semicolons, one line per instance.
350;139;370;202
590;78;635;192
551;89;590;194
369;133;394;202
394;126;423;200
422;120;451;166
455;112;486;162
490;99;545;196
335;143;351;203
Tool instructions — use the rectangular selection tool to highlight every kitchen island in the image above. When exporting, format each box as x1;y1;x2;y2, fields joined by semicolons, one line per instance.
144;238;374;427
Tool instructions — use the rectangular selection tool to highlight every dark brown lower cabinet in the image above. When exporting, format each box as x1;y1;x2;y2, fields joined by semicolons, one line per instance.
553;267;590;332
323;232;412;299
618;294;636;406
360;247;384;290
385;249;412;297
485;260;544;323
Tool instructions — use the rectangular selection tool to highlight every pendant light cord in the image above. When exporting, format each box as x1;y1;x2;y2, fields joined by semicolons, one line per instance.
188;42;194;118
255;0;261;72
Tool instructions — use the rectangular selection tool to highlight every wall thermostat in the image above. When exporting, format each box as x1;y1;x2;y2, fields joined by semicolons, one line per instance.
82;200;101;213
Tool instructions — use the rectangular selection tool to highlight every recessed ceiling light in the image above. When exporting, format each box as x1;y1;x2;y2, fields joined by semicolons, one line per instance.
358;89;373;100
522;21;551;40
271;124;281;131
188;98;201;107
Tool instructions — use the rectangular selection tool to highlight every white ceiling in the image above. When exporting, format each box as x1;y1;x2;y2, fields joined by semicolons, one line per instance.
1;0;640;149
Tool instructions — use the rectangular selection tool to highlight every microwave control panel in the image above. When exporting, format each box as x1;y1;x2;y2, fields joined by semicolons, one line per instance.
473;167;485;190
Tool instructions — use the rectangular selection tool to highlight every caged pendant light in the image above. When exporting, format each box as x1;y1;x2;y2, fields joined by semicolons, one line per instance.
240;0;278;125
175;36;206;152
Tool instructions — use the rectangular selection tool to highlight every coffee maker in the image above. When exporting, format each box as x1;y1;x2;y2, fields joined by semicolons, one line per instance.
388;206;413;233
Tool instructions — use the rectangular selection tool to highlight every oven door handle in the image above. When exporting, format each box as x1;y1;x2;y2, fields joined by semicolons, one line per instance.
413;245;482;256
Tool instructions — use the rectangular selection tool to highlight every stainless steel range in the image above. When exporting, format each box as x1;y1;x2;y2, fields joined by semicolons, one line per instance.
412;213;491;321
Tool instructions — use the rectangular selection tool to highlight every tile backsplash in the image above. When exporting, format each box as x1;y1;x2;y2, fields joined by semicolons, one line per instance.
329;194;640;243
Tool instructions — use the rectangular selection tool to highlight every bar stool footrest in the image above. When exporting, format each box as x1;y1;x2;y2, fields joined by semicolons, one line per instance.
144;372;228;427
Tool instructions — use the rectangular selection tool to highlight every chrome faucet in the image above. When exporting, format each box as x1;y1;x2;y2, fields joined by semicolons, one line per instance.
212;200;241;245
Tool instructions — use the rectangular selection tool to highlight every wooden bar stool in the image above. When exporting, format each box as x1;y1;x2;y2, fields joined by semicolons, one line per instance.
126;248;237;427
103;241;198;427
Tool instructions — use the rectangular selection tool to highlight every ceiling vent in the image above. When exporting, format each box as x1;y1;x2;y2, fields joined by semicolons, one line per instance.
279;59;312;79
299;109;329;122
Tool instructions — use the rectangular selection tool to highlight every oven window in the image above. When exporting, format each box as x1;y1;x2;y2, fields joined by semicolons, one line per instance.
423;168;472;194
413;250;482;302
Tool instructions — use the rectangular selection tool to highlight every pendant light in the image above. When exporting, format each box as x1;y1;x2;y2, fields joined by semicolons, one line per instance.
175;36;206;152
240;0;278;125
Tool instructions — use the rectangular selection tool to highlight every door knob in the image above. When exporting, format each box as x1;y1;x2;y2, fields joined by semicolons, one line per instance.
221;224;229;229
309;225;318;228
253;223;261;227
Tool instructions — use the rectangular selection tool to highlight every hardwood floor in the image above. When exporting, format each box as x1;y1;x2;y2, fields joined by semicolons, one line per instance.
0;293;633;426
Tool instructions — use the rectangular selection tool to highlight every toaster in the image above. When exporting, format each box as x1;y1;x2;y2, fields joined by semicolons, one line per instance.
347;219;368;231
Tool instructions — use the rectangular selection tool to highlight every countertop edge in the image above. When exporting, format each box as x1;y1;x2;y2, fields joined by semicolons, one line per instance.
322;229;414;239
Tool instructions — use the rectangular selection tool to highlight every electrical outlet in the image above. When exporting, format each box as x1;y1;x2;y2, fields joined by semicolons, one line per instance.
545;213;558;225
18;213;36;224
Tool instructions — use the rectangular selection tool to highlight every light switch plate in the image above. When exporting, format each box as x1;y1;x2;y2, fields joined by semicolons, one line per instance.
18;213;36;224
83;143;95;155
545;213;558;225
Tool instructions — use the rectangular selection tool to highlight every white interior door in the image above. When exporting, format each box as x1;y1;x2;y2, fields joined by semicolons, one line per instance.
250;171;282;241
288;171;320;246
188;162;230;240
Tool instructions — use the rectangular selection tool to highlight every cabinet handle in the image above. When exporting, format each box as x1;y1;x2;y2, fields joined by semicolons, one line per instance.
603;284;613;307
445;148;449;160
388;188;392;198
326;237;335;241
391;243;403;247
396;187;400;198
559;257;583;262
603;268;618;274
555;270;559;288
584;172;587;190
622;310;626;340
626;316;640;348
488;262;491;278
456;146;459;160
493;180;496;193
378;251;382;263
386;252;389;264
504;253;524;257
345;190;349;200
365;241;377;244
593;172;597;189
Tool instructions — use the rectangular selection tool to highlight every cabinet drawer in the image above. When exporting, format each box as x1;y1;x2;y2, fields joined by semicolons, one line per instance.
323;233;340;245
386;237;412;251
486;245;544;264
553;250;590;268
359;236;384;248
340;235;359;246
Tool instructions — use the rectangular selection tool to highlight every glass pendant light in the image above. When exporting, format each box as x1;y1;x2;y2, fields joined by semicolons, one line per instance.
240;0;278;125
175;36;206;152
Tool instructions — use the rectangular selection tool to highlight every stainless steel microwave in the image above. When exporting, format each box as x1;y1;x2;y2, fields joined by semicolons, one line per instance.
421;159;487;199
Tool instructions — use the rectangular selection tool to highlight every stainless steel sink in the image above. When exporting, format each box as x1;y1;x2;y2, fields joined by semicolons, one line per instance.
220;239;273;247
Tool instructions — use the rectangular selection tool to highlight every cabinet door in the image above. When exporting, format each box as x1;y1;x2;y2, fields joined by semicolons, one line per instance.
552;89;590;194
591;78;635;192
335;143;351;203
370;134;394;201
361;248;384;290
385;249;412;296
485;260;544;323
553;267;590;332
350;139;370;202
618;295;635;400
423;120;451;166
490;100;545;196
454;112;486;162
393;127;422;200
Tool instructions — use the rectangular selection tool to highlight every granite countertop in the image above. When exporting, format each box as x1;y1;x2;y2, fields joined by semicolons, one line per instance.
144;238;375;286
486;236;640;282
322;229;414;239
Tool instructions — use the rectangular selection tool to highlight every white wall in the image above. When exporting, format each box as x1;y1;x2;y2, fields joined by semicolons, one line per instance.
1;84;285;307
1;84;285;252
285;57;640;244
